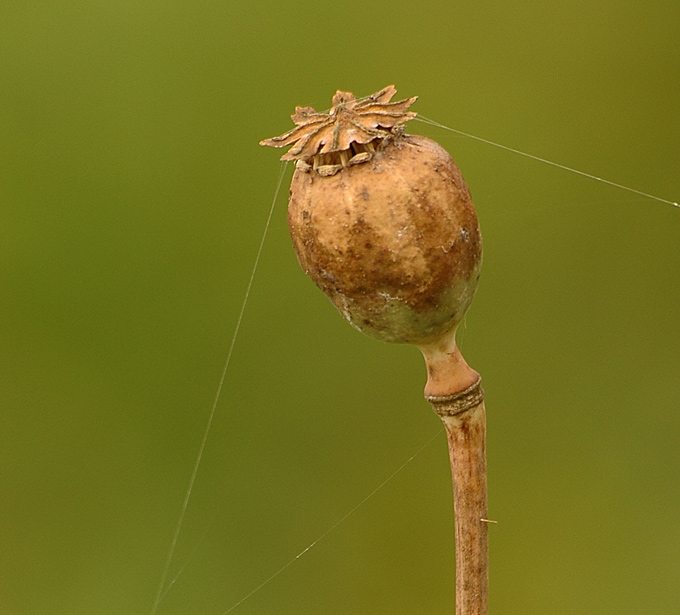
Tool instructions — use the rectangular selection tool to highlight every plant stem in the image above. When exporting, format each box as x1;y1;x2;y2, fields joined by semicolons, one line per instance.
430;383;488;615
420;330;488;615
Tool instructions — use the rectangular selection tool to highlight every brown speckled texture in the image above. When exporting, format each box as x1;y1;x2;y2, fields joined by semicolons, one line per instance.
287;133;482;344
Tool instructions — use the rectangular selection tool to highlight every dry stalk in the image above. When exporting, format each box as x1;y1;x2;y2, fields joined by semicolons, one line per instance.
429;379;488;615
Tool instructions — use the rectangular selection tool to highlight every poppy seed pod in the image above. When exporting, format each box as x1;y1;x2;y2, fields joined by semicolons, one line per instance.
263;92;491;612
261;86;483;397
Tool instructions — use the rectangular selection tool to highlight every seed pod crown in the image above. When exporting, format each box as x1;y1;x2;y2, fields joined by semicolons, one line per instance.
260;85;417;176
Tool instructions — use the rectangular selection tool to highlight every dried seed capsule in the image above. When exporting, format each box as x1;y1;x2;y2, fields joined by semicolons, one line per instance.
262;86;483;394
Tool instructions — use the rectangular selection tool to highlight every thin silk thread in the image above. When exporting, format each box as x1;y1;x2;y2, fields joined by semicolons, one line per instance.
220;429;444;615
415;115;679;209
149;161;288;615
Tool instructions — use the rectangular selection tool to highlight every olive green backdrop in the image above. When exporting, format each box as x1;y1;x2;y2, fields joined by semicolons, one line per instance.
2;1;678;614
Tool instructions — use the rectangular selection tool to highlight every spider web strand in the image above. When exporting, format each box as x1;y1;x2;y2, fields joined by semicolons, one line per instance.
149;161;288;615
415;115;678;209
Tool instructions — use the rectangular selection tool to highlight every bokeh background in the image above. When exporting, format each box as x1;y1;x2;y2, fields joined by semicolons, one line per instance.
2;1;679;614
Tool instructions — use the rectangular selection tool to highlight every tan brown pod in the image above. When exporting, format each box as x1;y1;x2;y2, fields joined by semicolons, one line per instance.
261;86;483;398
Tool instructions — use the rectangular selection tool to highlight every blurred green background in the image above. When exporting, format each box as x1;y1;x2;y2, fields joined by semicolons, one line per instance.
1;1;678;613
